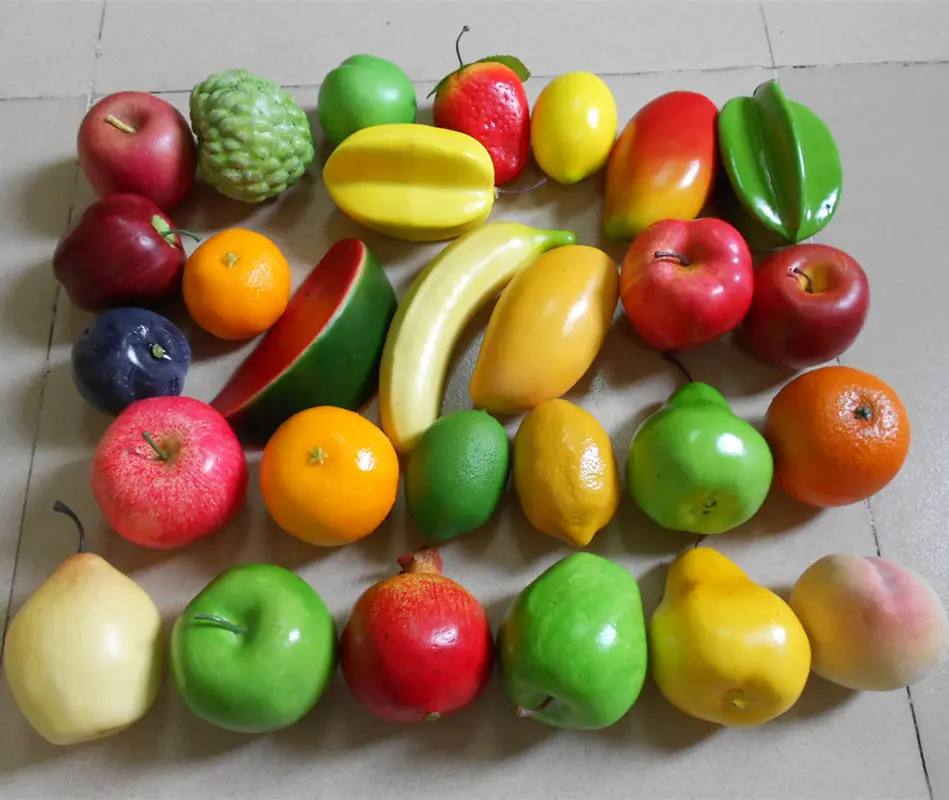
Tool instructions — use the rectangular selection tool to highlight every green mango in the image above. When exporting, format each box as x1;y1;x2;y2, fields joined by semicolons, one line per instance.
718;79;842;244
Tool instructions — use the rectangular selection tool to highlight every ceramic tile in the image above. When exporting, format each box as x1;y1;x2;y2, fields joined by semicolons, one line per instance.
764;0;949;67
0;1;103;99
0;70;932;799
777;62;949;800
95;1;771;94
0;97;88;645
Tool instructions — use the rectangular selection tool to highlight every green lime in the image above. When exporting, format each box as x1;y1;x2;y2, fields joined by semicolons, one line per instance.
405;409;511;543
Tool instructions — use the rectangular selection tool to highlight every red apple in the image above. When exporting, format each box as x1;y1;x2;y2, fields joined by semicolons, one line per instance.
78;91;197;210
91;396;248;549
742;243;870;369
53;193;192;311
619;218;754;351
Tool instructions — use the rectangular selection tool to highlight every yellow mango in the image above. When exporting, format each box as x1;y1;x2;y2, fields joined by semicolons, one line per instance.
322;123;496;242
470;245;618;413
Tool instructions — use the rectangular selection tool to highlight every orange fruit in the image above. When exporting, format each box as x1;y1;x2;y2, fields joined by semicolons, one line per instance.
764;365;910;508
260;406;400;546
183;228;291;340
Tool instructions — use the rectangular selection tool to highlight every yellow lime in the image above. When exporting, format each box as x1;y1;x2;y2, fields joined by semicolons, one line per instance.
530;71;618;185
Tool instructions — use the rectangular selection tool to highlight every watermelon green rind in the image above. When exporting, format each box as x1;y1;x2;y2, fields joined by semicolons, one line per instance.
210;239;397;444
718;79;842;244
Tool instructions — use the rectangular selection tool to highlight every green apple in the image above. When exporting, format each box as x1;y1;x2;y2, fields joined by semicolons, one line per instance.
626;382;774;535
317;54;417;146
170;564;337;733
498;553;647;730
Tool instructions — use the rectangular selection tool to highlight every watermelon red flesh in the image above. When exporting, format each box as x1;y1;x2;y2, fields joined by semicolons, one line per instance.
210;238;397;444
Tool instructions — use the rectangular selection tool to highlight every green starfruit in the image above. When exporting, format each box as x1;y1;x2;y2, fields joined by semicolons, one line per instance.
718;79;842;244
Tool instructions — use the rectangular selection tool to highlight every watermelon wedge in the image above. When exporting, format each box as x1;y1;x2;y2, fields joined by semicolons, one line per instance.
211;239;397;444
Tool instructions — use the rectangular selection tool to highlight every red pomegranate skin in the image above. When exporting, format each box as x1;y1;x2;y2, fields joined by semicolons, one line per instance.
340;549;495;722
433;62;531;185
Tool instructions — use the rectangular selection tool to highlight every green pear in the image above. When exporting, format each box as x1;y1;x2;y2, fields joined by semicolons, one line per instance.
2;502;162;745
498;552;647;729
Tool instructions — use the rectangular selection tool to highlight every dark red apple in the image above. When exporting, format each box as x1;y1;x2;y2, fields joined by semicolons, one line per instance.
53;193;193;311
91;396;248;549
340;549;494;722
78;91;197;210
619;218;754;351
743;243;870;369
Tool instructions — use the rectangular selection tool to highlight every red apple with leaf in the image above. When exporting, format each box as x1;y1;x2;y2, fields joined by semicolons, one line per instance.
91;396;248;550
52;193;198;312
619;218;755;351
742;243;870;369
78;91;197;210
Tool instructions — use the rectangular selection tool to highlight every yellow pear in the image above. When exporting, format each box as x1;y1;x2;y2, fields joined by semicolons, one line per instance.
2;501;163;745
649;547;811;727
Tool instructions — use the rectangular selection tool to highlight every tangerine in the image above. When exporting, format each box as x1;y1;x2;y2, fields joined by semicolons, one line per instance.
260;406;400;546
764;366;910;508
183;228;291;340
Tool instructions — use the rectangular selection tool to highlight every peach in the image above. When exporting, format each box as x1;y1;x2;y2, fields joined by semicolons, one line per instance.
789;554;948;691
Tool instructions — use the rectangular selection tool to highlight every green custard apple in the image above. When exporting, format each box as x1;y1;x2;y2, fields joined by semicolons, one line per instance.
318;55;417;146
190;69;315;203
499;552;648;730
626;382;774;535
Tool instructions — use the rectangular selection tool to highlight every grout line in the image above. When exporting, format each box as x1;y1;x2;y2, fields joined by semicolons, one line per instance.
6;57;949;104
0;90;91;664
863;497;882;557
89;0;108;97
906;685;935;800
758;2;778;78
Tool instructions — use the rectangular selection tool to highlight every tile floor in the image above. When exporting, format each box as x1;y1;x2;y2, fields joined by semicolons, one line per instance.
0;1;947;798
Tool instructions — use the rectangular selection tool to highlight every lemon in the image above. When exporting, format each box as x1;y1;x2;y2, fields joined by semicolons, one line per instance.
513;399;620;547
530;71;618;185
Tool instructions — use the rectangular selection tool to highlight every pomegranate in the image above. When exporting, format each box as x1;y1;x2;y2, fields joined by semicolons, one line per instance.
340;548;494;722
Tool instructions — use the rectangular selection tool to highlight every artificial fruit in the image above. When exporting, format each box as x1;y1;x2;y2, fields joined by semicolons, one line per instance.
470;244;618;413
619;217;754;352
604;90;718;241
499;552;648;729
170;563;338;733
431;26;531;185
626;365;773;535
379;221;576;453
77;91;197;210
2;502;162;745
742;243;870;369
91;396;248;549
52;193;195;311
650;547;811;726
340;549;494;722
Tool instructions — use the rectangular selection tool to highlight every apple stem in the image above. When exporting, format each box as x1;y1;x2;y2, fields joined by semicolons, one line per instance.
163;228;202;243
496;176;547;197
518;696;553;718
654;250;692;267
104;113;137;134
52;500;87;554
192;613;247;635
792;267;814;293
142;431;170;462
455;25;470;67
662;351;694;384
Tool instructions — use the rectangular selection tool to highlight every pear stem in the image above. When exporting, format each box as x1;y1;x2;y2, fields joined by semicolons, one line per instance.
455;25;469;67
654;250;692;267
662;351;694;384
192;613;247;635
518;696;553;718
52;500;86;554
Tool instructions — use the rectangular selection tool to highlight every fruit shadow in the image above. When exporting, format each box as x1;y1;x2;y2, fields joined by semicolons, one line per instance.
776;673;857;724
1;262;61;347
720;485;824;546
19;156;79;237
172;177;260;234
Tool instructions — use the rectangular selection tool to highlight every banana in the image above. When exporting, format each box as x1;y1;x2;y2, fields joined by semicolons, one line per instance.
379;222;577;454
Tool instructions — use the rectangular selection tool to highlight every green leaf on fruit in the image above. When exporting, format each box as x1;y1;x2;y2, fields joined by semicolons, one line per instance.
718;79;842;244
474;55;531;82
